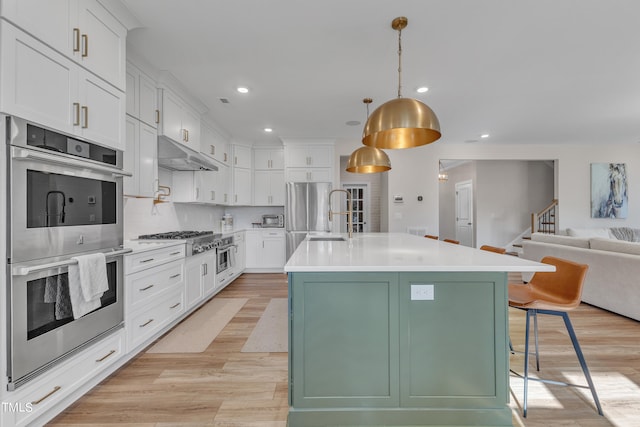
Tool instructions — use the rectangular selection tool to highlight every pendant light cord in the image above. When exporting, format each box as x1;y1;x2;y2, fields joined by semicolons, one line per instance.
397;27;403;98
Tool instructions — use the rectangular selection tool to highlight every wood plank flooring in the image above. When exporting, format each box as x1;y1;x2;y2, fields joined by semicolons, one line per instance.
48;273;640;426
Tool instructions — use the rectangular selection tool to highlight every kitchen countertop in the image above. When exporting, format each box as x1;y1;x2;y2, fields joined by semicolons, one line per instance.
285;232;556;273
123;239;186;253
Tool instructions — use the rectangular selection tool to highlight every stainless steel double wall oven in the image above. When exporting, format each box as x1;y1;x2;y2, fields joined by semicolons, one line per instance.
5;116;130;390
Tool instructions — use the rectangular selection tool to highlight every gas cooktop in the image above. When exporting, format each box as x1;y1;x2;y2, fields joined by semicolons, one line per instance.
137;231;223;255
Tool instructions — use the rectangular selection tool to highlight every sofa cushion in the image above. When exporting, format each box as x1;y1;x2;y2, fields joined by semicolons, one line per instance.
530;233;591;248
589;237;640;256
566;227;612;239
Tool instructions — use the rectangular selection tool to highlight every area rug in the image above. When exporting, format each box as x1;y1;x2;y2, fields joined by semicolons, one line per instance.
241;298;288;353
147;297;248;353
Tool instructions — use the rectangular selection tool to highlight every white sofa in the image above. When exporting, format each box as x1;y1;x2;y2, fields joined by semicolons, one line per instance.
521;228;640;321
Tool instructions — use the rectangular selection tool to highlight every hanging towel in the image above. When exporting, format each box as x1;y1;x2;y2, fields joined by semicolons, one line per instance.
44;275;73;320
68;253;109;319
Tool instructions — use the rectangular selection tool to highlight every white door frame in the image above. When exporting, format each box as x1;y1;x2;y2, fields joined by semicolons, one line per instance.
342;182;370;233
455;180;474;247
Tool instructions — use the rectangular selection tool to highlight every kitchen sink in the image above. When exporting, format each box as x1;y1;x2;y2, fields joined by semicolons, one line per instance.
308;236;346;242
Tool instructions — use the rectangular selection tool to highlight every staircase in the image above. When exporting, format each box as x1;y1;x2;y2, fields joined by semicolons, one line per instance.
509;199;558;255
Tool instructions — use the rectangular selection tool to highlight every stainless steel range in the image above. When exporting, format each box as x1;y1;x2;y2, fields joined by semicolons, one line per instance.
138;231;227;256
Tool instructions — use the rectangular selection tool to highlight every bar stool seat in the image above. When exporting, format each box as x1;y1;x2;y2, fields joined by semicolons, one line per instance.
424;235;439;240
480;245;506;254
443;238;459;244
509;256;603;417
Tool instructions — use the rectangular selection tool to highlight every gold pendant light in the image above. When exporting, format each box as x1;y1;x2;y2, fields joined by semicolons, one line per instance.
347;98;391;173
362;17;441;149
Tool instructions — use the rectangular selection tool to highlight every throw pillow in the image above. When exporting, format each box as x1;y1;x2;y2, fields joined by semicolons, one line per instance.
566;227;611;239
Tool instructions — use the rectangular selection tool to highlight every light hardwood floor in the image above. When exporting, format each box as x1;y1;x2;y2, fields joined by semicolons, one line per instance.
48;273;640;426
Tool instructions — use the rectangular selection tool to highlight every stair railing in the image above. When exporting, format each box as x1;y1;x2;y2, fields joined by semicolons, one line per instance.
531;199;558;234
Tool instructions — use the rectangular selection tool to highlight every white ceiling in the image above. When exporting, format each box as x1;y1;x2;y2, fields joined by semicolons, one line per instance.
121;0;640;147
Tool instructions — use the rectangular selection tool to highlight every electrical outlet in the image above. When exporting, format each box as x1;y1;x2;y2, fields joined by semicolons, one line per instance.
411;284;434;301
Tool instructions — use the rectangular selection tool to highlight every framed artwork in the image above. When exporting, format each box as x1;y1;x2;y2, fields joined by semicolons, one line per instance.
591;163;627;218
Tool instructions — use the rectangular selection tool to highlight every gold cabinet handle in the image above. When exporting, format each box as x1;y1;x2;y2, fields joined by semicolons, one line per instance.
73;102;80;126
210;145;215;155
169;302;181;309
139;319;154;328
224;153;228;162
95;349;116;362
81;105;88;128
170;252;181;256
140;258;155;263
73;28;80;52
169;273;181;278
32;386;62;405
155;109;160;124
139;284;154;291
184;129;189;142
81;34;88;57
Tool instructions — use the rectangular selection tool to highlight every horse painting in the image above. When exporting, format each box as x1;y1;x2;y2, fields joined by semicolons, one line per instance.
591;163;628;219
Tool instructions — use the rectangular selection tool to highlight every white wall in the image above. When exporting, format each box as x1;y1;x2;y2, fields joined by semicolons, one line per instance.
336;140;640;234
438;161;476;241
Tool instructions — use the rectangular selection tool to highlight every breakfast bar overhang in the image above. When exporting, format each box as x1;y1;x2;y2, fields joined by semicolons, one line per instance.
285;233;554;427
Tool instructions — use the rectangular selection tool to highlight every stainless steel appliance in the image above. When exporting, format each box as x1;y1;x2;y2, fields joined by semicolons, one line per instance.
138;230;221;256
262;214;284;228
215;235;236;275
5;115;130;390
285;182;332;259
6;116;125;262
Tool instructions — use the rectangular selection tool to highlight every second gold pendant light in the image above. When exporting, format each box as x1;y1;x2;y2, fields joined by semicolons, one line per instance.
362;17;441;149
346;98;391;173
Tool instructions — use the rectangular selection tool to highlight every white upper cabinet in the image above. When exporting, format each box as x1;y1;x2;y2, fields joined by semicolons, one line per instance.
0;0;127;90
200;122;229;165
254;147;284;170
233;144;252;169
158;87;201;149
124;116;157;198
126;62;158;128
0;21;125;150
254;170;285;206
285;145;333;168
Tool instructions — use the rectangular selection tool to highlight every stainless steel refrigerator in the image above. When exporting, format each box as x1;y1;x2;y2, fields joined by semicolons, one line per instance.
285;182;332;259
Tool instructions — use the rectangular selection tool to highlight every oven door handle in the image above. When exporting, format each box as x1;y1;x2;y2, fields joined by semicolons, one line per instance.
11;146;133;178
12;248;133;276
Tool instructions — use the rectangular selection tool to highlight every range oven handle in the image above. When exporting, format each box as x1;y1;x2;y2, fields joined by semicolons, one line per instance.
11;146;133;178
12;248;133;276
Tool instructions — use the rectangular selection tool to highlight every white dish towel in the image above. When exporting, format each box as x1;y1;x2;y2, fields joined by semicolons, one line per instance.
68;252;109;319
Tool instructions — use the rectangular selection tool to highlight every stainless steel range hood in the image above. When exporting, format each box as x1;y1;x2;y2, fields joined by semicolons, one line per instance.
157;136;218;171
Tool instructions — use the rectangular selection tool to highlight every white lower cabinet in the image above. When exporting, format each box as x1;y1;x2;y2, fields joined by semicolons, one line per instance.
185;252;216;308
124;244;186;352
245;229;286;271
1;329;125;427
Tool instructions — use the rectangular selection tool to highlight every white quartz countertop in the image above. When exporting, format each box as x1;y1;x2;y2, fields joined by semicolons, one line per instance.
285;233;556;273
124;239;186;254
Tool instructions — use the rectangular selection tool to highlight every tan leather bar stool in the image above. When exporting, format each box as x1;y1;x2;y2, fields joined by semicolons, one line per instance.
508;256;603;417
424;235;439;240
480;245;506;254
443;238;459;244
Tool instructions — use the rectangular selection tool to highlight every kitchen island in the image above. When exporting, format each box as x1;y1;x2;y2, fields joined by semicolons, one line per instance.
285;233;554;427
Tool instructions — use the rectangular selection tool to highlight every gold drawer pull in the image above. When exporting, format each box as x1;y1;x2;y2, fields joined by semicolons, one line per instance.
32;386;61;405
73;28;80;52
170;251;181;256
81;34;88;57
139;284;154;291
169;302;181;309
95;349;116;362
81;105;88;128
155;109;160;124
139;319;154;328
140;258;155;263
169;273;181;279
73;102;80;126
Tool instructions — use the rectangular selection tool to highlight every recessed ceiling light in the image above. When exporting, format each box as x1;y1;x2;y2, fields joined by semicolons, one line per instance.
236;87;249;94
464;139;478;143
264;128;273;133
416;87;429;93
480;134;490;139
345;120;361;126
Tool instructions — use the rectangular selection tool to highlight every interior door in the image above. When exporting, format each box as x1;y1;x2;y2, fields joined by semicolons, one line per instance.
455;180;474;247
